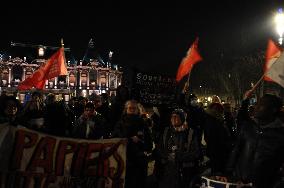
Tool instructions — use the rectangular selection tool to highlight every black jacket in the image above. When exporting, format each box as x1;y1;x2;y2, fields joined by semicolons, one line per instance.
113;114;153;162
226;119;258;182
227;117;284;188
155;126;201;168
203;111;232;175
72;113;106;139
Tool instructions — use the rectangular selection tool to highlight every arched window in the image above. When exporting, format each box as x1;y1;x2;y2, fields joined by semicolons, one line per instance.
12;65;23;86
89;69;97;89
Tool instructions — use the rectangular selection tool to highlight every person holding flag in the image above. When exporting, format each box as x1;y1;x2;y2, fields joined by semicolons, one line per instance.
226;39;284;188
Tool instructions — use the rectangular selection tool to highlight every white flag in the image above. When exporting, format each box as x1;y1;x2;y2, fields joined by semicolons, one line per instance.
266;51;284;88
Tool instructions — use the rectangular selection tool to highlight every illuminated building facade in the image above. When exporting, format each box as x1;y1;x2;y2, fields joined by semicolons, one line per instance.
0;57;123;103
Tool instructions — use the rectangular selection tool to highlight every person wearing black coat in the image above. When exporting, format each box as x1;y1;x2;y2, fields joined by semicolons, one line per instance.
44;94;71;136
154;109;201;188
179;91;206;151
72;102;106;139
227;93;284;188
112;100;152;188
203;102;232;175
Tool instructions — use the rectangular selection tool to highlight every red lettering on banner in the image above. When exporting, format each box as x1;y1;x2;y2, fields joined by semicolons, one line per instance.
27;136;56;173
99;143;116;177
84;143;103;176
112;149;125;179
7;128;126;187
55;140;78;176
71;143;88;176
101;157;110;177
101;141;125;179
11;130;38;170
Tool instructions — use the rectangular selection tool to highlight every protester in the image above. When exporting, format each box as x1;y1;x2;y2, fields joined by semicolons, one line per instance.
227;93;284;188
72;102;106;139
151;106;162;144
113;100;152;188
19;91;45;131
203;102;232;175
109;85;130;131
96;93;112;136
154;108;201;188
223;102;237;141
44;93;71;136
0;96;21;126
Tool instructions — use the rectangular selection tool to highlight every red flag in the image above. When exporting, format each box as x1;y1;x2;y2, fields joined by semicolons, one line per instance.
176;38;202;82
18;47;67;90
264;39;282;81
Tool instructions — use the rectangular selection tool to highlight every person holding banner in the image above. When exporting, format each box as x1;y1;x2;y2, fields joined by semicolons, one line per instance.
113;100;152;188
72;102;106;139
18;91;45;131
226;93;284;188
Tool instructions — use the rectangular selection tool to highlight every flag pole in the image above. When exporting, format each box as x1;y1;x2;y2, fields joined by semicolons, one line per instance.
244;74;265;99
61;38;64;47
247;49;281;99
185;70;191;93
186;70;191;85
252;74;265;91
183;66;192;94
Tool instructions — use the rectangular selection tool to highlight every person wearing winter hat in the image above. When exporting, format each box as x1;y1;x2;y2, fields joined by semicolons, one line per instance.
154;108;201;188
171;109;187;131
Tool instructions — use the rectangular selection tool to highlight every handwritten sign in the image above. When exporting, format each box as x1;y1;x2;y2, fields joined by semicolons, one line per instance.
134;72;176;106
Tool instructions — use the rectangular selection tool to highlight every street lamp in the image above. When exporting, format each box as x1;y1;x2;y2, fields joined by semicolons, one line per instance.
109;51;113;59
275;8;284;45
38;46;45;57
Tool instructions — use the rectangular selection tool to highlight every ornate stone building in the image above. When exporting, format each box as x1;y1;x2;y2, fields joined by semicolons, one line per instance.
0;57;123;103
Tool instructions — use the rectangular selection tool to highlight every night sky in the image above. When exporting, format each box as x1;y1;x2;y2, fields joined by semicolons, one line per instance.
0;1;282;78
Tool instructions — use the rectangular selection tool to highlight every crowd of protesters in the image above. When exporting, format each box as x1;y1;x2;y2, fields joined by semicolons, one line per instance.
0;84;284;188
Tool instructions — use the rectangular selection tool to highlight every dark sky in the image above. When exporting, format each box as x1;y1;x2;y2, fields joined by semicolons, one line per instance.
0;1;282;76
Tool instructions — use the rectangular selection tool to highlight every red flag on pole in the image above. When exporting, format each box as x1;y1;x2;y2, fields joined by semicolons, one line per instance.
18;47;68;90
176;38;202;82
264;39;283;81
264;39;284;88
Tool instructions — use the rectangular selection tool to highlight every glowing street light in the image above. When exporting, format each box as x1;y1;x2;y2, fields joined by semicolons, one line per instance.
38;47;45;57
275;8;284;45
109;51;113;58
